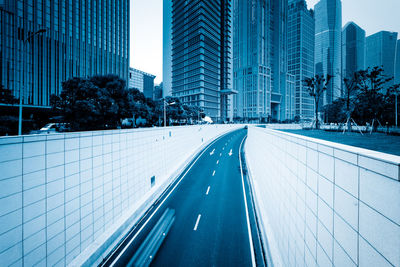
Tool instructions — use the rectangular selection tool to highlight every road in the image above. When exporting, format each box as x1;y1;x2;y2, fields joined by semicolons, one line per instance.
103;128;265;267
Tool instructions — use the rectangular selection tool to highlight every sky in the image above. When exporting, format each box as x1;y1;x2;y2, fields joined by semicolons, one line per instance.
130;0;400;84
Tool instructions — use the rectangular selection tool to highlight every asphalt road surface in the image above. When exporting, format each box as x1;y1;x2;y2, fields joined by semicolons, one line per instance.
103;128;265;267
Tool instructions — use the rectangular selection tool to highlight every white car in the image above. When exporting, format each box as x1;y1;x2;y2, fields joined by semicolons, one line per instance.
37;123;69;134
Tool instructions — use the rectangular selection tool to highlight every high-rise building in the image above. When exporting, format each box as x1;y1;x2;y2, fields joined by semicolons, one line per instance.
366;31;398;89
163;0;173;98
233;0;294;121
314;0;342;106
0;0;129;107
128;68;156;99
154;83;163;100
395;40;400;85
288;0;315;120
342;22;366;78
171;0;234;121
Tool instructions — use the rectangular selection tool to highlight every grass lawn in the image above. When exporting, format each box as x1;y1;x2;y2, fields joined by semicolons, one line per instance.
281;129;400;156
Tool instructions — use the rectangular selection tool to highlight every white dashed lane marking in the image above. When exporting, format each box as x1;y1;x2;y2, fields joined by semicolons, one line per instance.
193;214;202;231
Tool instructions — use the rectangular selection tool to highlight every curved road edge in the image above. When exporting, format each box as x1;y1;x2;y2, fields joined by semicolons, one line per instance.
240;136;268;267
243;134;281;267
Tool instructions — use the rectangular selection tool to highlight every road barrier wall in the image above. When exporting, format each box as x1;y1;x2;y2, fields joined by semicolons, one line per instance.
0;125;240;266
245;126;400;267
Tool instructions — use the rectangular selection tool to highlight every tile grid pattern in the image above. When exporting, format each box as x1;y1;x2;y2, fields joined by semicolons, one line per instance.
245;127;400;267
0;125;237;266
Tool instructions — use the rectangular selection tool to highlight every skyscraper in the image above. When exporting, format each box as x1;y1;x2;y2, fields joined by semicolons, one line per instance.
314;0;342;106
233;0;294;121
395;40;400;85
0;0;130;107
366;31;398;89
171;0;234;121
128;68;156;99
162;0;173;98
342;22;366;78
288;0;315;120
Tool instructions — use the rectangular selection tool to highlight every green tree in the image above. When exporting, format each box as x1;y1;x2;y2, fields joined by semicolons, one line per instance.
89;75;130;126
386;83;400;126
127;88;158;126
304;74;332;129
51;75;130;131
0;85;18;104
354;66;393;129
323;98;346;124
342;71;363;132
165;97;183;124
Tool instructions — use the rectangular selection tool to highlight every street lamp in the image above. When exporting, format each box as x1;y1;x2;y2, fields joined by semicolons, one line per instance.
18;28;47;135
396;91;398;127
197;108;204;124
163;100;176;127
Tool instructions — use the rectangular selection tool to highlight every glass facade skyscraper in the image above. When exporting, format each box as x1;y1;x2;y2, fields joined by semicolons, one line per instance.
288;0;315;120
162;0;173;98
171;0;233;121
0;0;129;107
395;39;400;85
366;31;398;90
233;0;294;121
128;68;156;99
314;0;342;106
342;22;366;78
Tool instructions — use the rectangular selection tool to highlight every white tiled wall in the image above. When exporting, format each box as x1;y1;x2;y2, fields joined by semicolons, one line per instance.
245;127;400;267
0;125;238;266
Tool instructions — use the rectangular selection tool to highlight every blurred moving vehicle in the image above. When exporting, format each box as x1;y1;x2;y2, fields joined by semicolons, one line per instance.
30;123;70;134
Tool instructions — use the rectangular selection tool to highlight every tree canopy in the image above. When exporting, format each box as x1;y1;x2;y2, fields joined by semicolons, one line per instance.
50;75;204;131
323;66;400;128
0;85;18;105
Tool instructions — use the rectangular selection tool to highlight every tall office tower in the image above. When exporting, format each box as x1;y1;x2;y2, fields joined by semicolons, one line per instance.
366;31;398;90
314;0;342;106
0;0;129;107
342;22;366;78
395;40;400;85
154;83;163;100
233;0;294;121
171;0;234;121
288;0;315;120
163;0;173;97
128;68;156;99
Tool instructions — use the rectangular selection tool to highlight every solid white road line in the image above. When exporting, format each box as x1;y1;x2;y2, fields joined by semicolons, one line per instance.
239;135;256;267
216;160;219;165
212;170;216;176
193;214;202;231
206;186;210;195
109;134;226;267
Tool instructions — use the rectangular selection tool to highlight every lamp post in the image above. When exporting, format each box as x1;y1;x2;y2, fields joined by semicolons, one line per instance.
396;92;398;128
18;29;46;136
163;100;176;127
197;108;203;124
